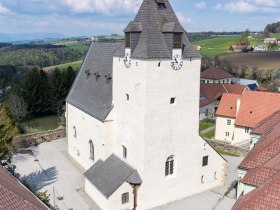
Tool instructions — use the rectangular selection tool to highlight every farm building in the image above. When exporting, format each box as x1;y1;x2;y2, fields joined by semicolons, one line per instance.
231;45;247;52
264;38;277;44
253;45;267;52
200;67;233;84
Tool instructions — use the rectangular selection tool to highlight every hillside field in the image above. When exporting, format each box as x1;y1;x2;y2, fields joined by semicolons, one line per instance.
43;60;83;72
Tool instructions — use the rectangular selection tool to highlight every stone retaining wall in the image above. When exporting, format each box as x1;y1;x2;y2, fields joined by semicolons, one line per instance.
206;139;249;156
12;128;66;150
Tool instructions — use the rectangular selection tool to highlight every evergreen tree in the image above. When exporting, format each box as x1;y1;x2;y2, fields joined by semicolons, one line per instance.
62;66;76;98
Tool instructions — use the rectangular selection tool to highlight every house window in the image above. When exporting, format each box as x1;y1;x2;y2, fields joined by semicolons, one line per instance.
202;156;208;167
205;109;209;116
227;120;231;126
214;172;217;180
73;126;76;138
122;146;127;159
170;97;176;104
174;33;182;48
125;33;130;48
225;132;230;137
89;140;94;160
165;156;175;177
201;175;204;183
121;192;129;204
245;127;250;133
126;94;130;101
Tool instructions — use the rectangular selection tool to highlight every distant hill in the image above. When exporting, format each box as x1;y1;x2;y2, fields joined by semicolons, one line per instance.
265;22;280;33
0;32;67;43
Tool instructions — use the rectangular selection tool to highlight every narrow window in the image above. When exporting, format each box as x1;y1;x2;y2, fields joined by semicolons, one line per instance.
126;94;130;101
125;33;131;48
165;156;175;177
227;120;231;126
122;146;127;159
205;109;209;116
202;156;208;167
245;127;250;133
122;193;129;204
170;97;176;104
225;132;230;137
201;175;204;183
214;172;217;180
174;33;182;48
73;126;76;138
89;140;94;160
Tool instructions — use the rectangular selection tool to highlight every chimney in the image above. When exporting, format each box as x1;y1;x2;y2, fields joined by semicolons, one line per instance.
236;97;241;116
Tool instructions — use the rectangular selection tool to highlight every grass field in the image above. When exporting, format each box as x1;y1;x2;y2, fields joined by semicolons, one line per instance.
202;130;215;139
192;35;263;57
199;119;214;131
43;60;83;72
217;150;240;157
67;44;89;52
23;116;59;133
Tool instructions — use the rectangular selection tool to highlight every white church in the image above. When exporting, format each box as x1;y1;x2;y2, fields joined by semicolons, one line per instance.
66;0;227;209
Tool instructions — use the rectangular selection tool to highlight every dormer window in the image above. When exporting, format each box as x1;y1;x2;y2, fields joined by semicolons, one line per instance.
155;0;166;9
125;33;131;48
174;33;182;48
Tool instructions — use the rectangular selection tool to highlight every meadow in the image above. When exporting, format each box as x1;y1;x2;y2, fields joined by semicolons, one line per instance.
43;60;83;72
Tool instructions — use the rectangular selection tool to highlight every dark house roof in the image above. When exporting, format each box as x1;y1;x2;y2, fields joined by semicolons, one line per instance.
201;67;233;80
122;0;200;59
84;154;142;198
66;43;123;121
247;83;258;91
0;166;49;210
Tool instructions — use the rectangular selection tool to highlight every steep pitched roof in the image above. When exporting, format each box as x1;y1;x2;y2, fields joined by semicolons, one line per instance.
201;67;233;80
0;166;49;210
200;84;245;107
123;0;200;59
66;42;123;121
252;110;280;135
235;91;280;128
84;154;142;199
215;93;241;118
233;171;280;210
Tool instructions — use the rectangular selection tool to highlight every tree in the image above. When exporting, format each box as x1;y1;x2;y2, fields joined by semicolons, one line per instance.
62;66;76;98
239;32;250;45
6;92;27;123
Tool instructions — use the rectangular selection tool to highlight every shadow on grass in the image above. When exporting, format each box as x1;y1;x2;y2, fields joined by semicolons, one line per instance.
21;166;58;191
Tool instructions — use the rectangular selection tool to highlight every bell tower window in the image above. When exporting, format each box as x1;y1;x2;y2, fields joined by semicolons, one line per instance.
125;33;131;48
174;33;182;48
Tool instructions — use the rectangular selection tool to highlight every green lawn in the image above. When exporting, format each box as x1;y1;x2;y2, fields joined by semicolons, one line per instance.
192;35;262;57
43;60;83;72
23;116;59;133
199;119;215;131
202;130;215;139
271;33;280;38
217;150;240;157
67;44;89;53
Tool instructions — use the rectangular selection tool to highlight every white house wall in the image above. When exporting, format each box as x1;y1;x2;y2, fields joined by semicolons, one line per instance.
200;101;218;121
67;103;113;170
233;126;251;145
113;57;226;210
215;116;235;142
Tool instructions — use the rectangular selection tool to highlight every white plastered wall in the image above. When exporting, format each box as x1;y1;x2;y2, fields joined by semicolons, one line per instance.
215;116;235;142
233;126;251;145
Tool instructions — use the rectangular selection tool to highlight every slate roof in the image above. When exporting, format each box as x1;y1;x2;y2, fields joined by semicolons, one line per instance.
201;67;233;80
200;84;245;107
84;154;142;198
215;93;241;118
123;0;200;59
0;166;49;210
66;42;123;121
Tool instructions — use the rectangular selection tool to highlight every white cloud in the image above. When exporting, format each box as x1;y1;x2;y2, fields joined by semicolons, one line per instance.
0;3;9;14
176;11;192;24
195;2;207;10
62;0;141;14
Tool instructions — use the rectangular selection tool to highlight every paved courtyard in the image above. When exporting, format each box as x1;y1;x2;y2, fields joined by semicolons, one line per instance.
12;138;243;210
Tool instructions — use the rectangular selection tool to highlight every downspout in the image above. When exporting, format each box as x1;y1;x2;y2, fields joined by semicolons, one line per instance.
132;185;140;210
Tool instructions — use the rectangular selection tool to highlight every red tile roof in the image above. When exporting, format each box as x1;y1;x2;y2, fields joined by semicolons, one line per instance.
0;166;49;210
235;91;280;128
252;110;280;135
233;171;280;210
200;84;245;107
215;93;241;118
256;87;268;92
201;67;233;80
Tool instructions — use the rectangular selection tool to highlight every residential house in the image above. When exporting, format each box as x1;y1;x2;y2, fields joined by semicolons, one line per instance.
200;67;233;84
233;110;280;210
233;78;259;91
264;37;277;44
0;166;49;210
231;45;247;53
66;0;227;209
200;84;246;120
215;91;280;144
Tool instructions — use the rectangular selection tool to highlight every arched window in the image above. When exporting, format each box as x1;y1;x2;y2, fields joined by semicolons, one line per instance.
122;146;127;159
73;126;76;138
89;140;94;160
165;156;175;177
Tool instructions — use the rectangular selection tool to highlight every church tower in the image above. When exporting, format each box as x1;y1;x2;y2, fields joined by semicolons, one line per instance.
66;0;226;209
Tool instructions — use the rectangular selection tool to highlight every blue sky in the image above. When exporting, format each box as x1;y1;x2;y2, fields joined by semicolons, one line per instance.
0;0;280;37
